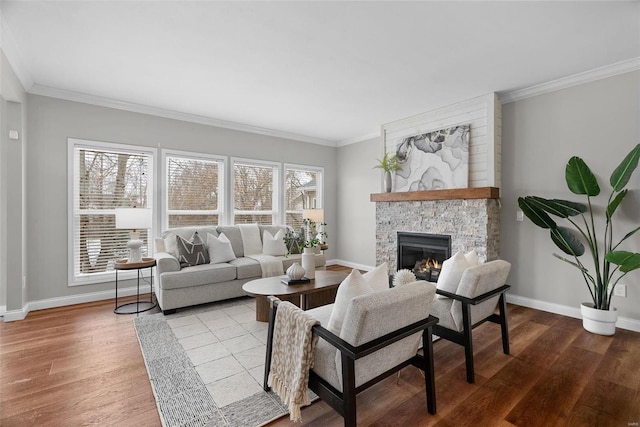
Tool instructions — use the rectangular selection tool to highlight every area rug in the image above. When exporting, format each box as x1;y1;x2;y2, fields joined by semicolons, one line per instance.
134;297;315;427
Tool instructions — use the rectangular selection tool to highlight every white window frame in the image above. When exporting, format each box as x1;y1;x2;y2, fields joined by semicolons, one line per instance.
283;163;324;226
67;138;157;286
161;149;226;230
231;157;281;225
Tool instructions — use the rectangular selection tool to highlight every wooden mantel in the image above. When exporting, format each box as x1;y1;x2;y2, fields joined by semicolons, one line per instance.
370;187;500;202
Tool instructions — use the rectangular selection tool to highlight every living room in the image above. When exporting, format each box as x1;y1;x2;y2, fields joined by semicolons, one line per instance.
1;1;639;426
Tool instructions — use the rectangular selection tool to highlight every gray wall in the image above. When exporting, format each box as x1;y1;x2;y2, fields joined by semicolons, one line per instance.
336;71;640;322
335;137;381;269
0;49;27;312
25;94;337;302
501;70;640;320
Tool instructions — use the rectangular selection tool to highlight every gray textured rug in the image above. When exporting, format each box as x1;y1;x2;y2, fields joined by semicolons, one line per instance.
134;303;295;427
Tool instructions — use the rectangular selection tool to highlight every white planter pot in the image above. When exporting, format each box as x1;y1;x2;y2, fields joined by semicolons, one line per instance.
301;252;315;279
580;303;618;336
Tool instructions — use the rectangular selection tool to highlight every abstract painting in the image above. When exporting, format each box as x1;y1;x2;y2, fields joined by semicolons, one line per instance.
390;125;470;192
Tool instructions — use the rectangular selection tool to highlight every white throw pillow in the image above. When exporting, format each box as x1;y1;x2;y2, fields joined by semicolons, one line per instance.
327;269;374;335
207;232;237;264
465;249;480;266
262;229;287;256
436;251;471;299
363;262;389;291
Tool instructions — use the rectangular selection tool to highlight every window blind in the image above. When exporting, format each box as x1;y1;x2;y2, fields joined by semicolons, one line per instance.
285;166;323;230
71;143;153;282
233;161;278;224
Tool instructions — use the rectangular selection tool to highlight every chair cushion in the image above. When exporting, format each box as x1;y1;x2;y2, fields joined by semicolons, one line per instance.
306;304;342;390
337;281;436;388
207;232;236;264
363;262;389;291
326;269;373;334
436;251;470;298
451;260;511;330
429;296;458;330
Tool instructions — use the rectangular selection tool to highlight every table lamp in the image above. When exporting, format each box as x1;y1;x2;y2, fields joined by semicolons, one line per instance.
115;207;152;263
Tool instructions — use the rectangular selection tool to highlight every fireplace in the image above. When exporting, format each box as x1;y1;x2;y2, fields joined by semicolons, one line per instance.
397;232;451;282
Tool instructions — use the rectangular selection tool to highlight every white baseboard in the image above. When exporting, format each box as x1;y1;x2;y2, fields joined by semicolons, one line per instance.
2;285;151;322
507;294;640;333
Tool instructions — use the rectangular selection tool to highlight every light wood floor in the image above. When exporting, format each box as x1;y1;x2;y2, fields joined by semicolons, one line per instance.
1;265;639;426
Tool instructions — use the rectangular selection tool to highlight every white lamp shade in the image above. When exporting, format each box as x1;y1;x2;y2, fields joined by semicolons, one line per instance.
115;208;152;230
303;209;324;223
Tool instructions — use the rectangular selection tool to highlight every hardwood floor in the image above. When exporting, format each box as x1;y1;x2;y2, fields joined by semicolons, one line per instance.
1;264;639;426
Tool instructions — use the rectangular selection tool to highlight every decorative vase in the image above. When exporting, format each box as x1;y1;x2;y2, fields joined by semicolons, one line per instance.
301;248;315;279
580;303;618;336
286;262;305;280
383;170;392;193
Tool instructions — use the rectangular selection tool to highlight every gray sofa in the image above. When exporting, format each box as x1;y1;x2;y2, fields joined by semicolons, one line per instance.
154;225;325;314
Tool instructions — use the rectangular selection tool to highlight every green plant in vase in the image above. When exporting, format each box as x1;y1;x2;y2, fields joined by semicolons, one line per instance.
374;152;402;192
518;144;640;334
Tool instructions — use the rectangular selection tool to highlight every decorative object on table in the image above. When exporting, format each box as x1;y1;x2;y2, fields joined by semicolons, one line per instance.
281;277;311;285
302;208;324;241
286;262;306;280
518;144;640;336
374;152;402;192
301;247;316;279
115;207;152;263
283;227;305;256
393;269;417;287
386;125;470;192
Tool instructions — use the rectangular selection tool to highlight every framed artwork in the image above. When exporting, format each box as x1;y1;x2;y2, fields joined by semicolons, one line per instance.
387;125;470;191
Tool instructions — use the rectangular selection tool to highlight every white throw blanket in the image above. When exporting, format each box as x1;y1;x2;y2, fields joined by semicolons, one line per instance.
268;301;319;422
248;254;284;277
239;224;284;277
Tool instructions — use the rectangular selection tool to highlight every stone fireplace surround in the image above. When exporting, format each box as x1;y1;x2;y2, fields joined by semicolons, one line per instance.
373;188;500;272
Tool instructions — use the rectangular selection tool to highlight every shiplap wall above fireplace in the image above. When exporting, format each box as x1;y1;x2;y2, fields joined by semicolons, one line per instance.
381;93;502;189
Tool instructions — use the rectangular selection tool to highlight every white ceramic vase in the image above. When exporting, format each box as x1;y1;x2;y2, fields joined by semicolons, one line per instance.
286;262;305;280
580;302;618;336
301;248;315;279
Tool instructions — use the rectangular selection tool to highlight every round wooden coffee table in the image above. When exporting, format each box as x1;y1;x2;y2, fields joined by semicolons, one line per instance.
243;270;348;321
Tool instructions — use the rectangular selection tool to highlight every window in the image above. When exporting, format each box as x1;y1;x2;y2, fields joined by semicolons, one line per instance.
232;159;279;224
285;165;323;230
69;139;155;285
164;152;225;228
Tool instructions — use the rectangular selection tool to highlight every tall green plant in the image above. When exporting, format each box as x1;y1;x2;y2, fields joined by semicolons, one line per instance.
518;144;640;310
373;153;402;173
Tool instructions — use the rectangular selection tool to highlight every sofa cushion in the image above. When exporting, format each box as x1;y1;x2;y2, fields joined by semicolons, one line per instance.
216;226;245;258
159;262;237;290
263;229;287;256
176;232;209;267
229;257;262;279
162;226;218;258
207;232;237;264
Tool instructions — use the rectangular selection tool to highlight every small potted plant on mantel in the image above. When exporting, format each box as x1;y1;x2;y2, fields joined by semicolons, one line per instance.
374;152;402;193
518;144;640;335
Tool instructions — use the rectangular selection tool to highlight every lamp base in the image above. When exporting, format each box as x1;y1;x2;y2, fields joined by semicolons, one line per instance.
127;231;144;263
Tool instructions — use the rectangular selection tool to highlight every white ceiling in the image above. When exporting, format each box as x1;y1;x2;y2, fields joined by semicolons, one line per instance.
1;1;639;145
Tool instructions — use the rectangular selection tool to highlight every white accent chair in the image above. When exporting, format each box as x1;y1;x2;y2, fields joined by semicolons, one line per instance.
430;259;511;383
264;280;438;427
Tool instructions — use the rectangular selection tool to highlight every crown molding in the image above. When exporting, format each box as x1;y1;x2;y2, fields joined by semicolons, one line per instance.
336;130;381;146
0;13;34;91
28;84;337;147
500;57;640;104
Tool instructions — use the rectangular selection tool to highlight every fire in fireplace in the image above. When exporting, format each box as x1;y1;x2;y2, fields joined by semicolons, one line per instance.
397;232;451;282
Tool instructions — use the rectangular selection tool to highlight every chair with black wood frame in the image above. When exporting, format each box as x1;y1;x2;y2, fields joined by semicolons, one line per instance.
430;259;511;383
264;280;439;427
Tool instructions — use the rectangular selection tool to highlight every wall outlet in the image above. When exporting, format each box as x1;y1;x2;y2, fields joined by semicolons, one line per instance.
516;210;524;222
614;284;626;298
